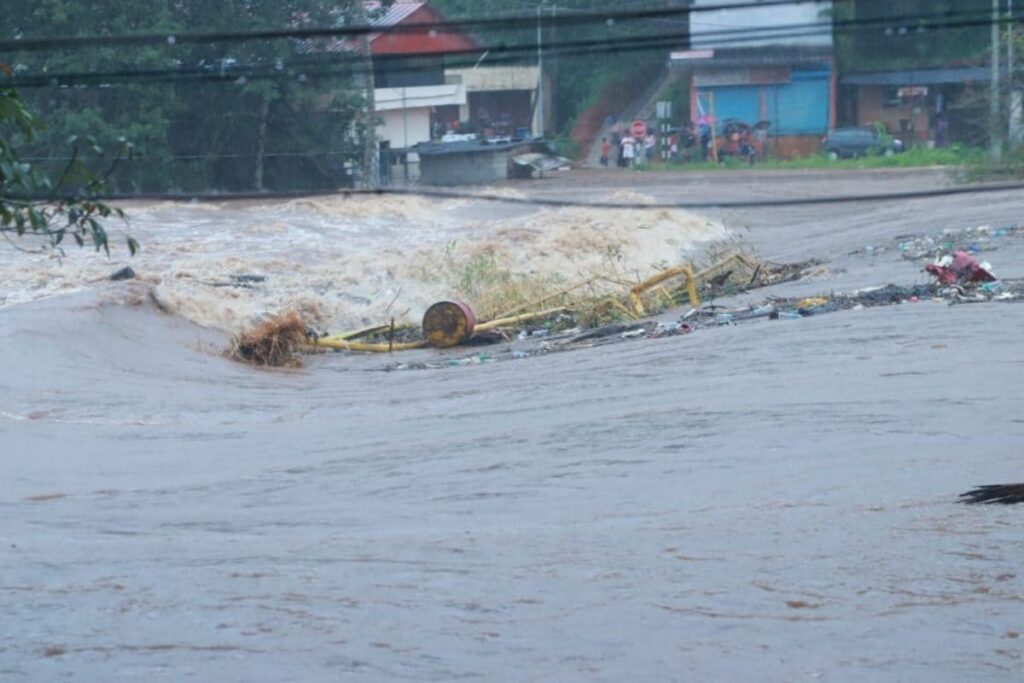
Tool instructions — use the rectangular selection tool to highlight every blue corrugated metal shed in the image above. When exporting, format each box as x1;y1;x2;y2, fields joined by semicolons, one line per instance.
697;69;830;135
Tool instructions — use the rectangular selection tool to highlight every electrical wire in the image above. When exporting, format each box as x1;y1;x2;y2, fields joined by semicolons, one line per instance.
0;0;861;53
1;7;1003;89
3;1;1009;210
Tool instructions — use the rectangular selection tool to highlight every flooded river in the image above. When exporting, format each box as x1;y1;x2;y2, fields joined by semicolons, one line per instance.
2;170;1023;681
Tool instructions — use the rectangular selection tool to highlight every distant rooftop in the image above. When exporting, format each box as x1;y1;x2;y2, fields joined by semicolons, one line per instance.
363;1;426;42
413;138;539;156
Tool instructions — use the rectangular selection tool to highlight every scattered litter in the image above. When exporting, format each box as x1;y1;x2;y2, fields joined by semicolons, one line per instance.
652;321;688;336
445;353;492;367
570;324;631;343
894;224;1022;261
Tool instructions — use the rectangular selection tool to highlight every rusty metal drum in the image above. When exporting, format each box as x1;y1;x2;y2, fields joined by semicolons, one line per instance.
422;301;477;348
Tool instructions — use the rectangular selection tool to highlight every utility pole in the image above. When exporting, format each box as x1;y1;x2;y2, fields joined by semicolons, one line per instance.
355;3;379;189
536;4;545;138
992;0;1003;161
1010;0;1023;146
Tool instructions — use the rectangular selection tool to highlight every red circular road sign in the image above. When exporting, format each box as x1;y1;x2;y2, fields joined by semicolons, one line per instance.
631;120;646;137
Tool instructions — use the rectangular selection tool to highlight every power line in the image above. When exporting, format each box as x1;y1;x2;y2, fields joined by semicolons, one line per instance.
0;0;893;54
2;7;1003;90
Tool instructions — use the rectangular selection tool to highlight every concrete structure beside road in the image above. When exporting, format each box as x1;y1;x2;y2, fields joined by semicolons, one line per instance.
445;65;545;140
414;139;554;185
840;68;990;147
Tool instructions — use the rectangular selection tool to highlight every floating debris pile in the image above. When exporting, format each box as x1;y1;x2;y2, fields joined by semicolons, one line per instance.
228;312;311;368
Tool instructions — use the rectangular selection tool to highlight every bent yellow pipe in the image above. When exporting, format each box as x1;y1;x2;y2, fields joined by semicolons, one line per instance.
629;264;699;316
306;338;428;353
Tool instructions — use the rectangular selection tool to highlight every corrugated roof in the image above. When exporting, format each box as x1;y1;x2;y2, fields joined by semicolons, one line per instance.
304;2;427;54
414;139;541;156
365;1;426;30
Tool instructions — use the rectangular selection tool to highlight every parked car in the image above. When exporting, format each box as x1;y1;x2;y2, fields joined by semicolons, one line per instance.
821;128;904;159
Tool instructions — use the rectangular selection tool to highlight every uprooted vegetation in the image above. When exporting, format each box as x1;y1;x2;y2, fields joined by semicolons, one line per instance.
228;311;310;368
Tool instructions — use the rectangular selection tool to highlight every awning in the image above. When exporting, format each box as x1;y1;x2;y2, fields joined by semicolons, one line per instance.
842;68;988;86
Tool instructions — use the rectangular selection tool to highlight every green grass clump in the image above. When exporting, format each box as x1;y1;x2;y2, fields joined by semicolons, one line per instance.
639;144;984;173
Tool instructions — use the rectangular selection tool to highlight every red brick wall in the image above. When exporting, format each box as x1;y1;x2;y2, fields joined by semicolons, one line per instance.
764;135;823;160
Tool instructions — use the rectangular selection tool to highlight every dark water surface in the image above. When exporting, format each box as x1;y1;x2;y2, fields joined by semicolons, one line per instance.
2;292;1022;681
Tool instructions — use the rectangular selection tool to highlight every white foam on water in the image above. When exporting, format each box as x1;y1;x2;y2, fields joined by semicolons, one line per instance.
0;192;726;332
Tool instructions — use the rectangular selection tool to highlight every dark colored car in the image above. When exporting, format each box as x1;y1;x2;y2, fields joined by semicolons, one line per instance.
821;128;904;159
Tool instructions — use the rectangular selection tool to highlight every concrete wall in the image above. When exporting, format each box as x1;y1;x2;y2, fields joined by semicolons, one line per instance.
690;0;832;48
374;84;465;112
447;65;539;92
378;108;431;150
418;150;511;186
447;66;544;136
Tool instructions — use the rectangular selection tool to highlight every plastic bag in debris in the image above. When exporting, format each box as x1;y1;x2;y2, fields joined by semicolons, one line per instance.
979;281;1005;294
925;251;997;285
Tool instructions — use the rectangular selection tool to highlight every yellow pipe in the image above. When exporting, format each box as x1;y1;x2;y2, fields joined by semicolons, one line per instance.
474;307;568;332
322;323;392;344
306;338;428;353
629;264;699;316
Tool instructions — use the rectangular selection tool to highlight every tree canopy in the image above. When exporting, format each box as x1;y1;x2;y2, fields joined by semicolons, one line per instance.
0;80;133;254
1;0;379;194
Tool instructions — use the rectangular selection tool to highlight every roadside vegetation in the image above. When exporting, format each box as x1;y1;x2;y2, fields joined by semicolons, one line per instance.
638;145;986;173
0;82;132;255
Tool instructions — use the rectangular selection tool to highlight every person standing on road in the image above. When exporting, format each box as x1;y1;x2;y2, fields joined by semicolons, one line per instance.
698;116;712;160
644;132;656;164
621;135;636;168
600;137;611;167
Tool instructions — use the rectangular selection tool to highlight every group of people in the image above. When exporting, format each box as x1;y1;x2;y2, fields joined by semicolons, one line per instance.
598;115;772;168
599;123;668;168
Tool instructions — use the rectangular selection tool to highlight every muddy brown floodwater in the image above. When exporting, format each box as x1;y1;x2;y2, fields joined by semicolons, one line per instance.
2;169;1023;681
